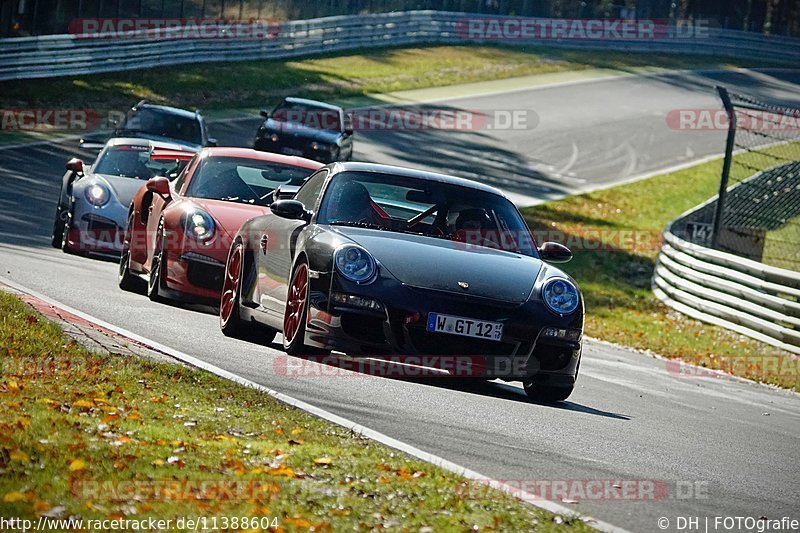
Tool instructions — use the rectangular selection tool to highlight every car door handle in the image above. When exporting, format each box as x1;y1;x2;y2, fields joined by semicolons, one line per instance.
260;234;268;254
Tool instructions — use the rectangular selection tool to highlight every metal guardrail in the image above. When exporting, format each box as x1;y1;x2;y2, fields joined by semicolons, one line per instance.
653;206;800;355
2;11;800;81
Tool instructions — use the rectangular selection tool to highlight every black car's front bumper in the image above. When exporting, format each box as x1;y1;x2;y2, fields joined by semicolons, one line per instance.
303;273;582;382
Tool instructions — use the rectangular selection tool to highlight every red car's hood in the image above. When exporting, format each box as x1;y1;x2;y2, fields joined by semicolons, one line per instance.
190;198;269;236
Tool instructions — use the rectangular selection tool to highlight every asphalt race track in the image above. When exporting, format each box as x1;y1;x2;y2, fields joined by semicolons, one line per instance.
1;69;799;532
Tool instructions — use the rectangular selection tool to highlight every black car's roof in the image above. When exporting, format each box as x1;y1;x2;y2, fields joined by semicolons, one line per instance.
329;162;508;198
135;103;199;120
283;97;342;112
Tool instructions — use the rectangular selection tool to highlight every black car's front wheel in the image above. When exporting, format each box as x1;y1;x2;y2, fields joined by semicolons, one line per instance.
523;381;574;402
221;242;277;343
283;260;310;354
51;205;67;248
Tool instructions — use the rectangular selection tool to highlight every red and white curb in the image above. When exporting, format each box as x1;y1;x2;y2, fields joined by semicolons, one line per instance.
1;275;629;533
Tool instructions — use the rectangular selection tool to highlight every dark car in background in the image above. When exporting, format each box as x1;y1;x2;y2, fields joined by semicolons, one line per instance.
253;97;353;163
111;100;216;151
219;162;583;401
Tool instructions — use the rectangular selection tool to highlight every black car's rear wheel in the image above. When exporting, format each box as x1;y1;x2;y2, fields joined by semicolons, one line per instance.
147;222;167;302
283;260;313;355
220;242;277;343
118;212;145;293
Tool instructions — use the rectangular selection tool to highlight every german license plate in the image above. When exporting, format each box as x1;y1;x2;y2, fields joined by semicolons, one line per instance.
282;147;304;156
426;313;503;342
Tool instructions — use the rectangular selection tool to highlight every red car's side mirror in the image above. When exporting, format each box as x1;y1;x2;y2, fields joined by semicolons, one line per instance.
66;158;84;173
146;176;171;197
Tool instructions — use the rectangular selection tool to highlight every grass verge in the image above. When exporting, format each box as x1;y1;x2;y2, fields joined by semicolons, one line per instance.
0;291;593;531
1;44;792;113
522;149;800;392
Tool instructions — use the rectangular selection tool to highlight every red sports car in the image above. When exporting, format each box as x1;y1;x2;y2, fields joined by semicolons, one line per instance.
118;147;322;303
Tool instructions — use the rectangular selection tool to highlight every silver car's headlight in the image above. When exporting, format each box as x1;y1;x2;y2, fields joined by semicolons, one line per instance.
335;245;376;284
542;278;580;316
183;209;215;242
84;183;110;206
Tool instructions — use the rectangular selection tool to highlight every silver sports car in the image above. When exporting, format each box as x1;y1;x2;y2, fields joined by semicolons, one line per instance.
52;137;195;257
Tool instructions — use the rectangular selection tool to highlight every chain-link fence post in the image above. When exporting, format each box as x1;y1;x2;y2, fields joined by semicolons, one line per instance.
711;86;737;250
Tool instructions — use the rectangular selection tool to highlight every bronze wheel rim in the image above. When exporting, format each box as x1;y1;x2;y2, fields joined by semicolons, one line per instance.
283;263;308;344
220;245;242;326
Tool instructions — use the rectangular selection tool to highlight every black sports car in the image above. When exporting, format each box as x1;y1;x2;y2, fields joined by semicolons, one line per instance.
219;162;583;401
253;97;353;163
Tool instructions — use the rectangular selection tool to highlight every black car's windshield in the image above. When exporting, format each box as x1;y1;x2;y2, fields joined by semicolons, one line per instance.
185;156;313;206
272;101;342;132
93;145;185;180
119;108;202;145
317;171;538;257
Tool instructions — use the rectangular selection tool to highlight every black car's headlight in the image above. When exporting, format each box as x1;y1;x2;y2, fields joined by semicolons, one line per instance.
335;245;376;284
84;183;110;206
311;141;338;153
270;133;279;142
182;209;215;242
542;278;580;316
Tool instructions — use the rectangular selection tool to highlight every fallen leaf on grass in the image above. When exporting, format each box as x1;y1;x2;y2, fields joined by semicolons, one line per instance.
314;457;333;466
69;459;86;472
3;491;26;503
9;449;29;462
33;501;50;513
266;464;298;478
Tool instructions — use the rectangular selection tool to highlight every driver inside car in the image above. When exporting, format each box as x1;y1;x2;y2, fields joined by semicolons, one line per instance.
326;180;390;227
451;208;496;246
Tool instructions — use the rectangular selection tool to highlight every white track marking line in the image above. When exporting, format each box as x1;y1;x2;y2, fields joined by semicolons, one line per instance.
0;274;629;533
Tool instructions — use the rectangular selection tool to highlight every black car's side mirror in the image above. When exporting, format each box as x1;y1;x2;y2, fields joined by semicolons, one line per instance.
539;242;573;263
259;109;271;119
66;158;84;173
271;199;310;222
344;126;354;135
146;176;171;198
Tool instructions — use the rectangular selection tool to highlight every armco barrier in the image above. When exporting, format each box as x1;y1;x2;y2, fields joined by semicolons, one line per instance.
653;218;800;356
1;11;800;81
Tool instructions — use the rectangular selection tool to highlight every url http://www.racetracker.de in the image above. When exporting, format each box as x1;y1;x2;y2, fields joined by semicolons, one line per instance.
0;515;281;531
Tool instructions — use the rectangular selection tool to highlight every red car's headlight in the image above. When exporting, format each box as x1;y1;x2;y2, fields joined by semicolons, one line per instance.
182;209;215;242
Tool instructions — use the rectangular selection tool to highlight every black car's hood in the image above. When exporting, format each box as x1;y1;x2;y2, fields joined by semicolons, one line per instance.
264;119;342;143
331;227;541;304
